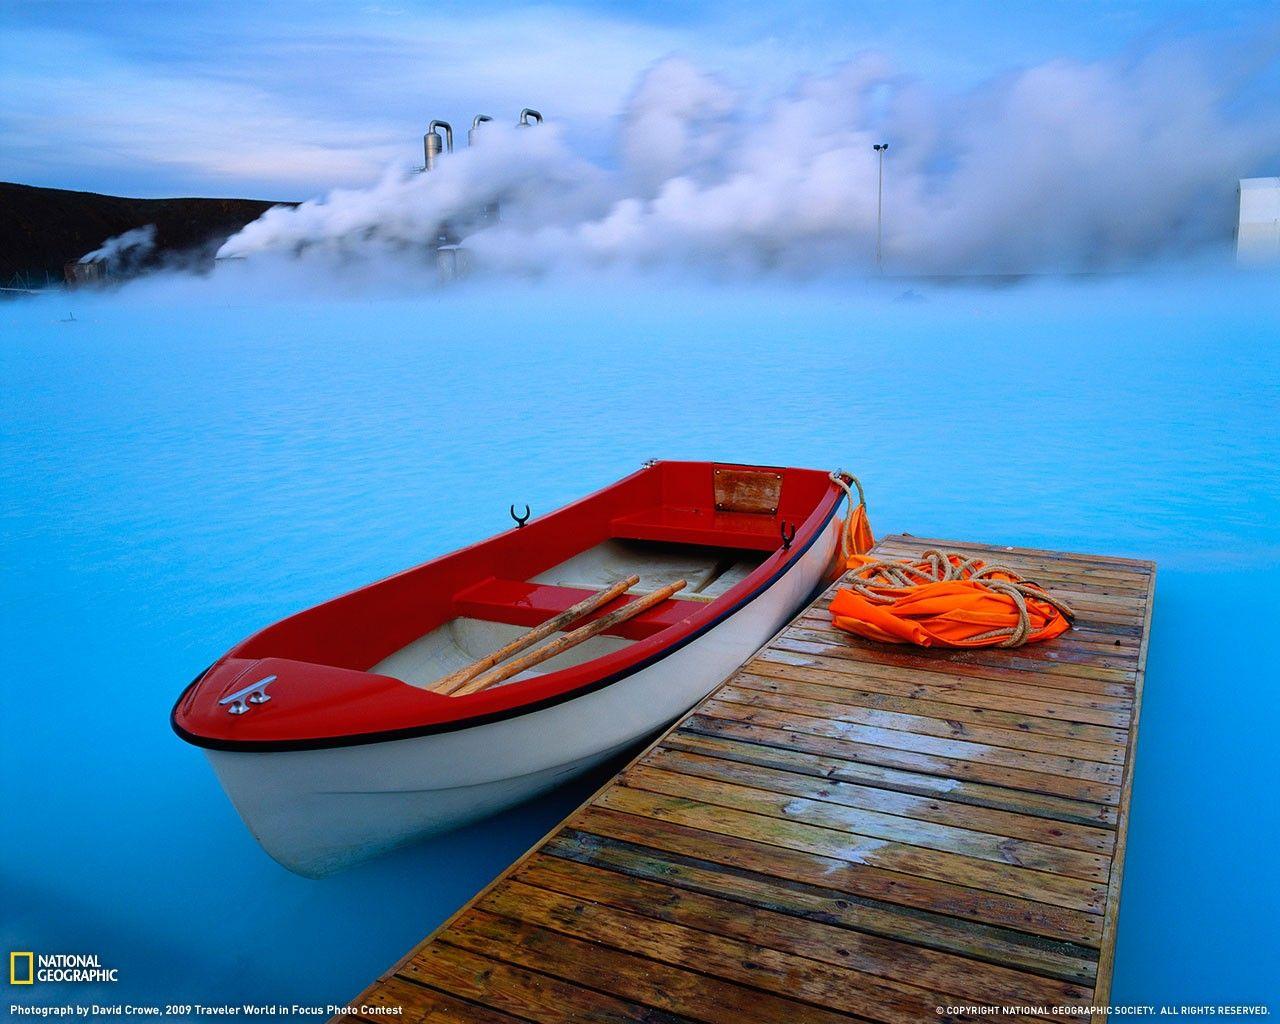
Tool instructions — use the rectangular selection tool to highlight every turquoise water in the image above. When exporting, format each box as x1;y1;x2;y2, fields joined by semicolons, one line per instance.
3;271;1278;1017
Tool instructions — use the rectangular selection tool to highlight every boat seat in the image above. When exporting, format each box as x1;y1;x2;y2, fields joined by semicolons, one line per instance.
530;539;759;601
610;507;783;551
452;578;692;640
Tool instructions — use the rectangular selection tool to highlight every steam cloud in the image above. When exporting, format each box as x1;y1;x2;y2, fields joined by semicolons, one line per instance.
219;43;1280;277
80;224;157;266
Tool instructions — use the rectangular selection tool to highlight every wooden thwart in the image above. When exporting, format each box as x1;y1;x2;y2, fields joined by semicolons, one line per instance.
431;574;641;695
344;534;1155;1024
449;579;687;697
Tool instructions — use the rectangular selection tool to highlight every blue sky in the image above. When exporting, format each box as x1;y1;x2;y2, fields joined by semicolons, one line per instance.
2;1;1277;200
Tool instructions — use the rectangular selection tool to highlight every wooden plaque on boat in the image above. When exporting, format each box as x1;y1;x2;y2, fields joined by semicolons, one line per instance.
713;467;783;515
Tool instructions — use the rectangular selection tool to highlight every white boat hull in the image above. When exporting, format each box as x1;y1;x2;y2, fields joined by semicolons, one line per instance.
206;517;840;876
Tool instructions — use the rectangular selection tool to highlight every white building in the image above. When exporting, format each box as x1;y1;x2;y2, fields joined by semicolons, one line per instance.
1237;177;1280;264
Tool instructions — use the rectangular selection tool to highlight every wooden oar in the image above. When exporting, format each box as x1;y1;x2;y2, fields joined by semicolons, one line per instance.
450;579;687;698
430;574;641;695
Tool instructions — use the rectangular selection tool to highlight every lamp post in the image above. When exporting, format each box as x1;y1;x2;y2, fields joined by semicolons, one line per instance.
873;143;888;273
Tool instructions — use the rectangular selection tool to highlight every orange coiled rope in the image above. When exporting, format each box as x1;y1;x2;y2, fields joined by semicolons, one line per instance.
830;549;1075;649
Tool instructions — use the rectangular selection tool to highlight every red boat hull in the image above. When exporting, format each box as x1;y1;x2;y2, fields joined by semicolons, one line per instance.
173;461;843;751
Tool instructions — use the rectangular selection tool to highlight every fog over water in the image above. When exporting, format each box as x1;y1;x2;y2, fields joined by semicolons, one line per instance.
3;269;1278;1016
215;39;1280;278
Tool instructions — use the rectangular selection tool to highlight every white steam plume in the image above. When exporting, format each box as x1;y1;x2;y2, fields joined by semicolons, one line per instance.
80;224;157;265
219;42;1280;277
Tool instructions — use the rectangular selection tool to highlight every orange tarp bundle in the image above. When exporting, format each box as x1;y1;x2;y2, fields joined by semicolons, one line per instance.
830;550;1074;649
842;498;874;559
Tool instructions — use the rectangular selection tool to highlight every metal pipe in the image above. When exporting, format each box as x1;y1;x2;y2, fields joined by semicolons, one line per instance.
517;108;543;127
432;120;454;152
424;119;454;171
468;114;494;147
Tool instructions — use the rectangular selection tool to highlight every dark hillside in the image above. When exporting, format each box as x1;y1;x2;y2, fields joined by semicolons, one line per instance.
0;182;295;282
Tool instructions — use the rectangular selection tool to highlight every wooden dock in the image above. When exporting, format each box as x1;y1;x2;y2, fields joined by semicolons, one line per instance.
348;535;1155;1024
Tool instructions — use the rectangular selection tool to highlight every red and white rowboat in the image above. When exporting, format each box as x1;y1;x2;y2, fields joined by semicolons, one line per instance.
172;461;846;876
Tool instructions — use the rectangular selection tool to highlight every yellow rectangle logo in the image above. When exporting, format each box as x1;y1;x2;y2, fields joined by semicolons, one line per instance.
10;951;34;985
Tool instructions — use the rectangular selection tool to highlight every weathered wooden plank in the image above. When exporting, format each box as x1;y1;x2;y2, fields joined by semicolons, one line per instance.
696;699;1125;786
746;657;1133;728
576;806;1106;946
618;764;1112;882
714;684;1127;763
729;671;1131;746
401;940;691;1023
644;746;1116;854
755;649;1136;718
660;730;1119;829
444;909;850;1024
346;537;1153;1024
595;785;1109;912
543;830;1101;985
479;879;1019;1023
514;854;1093;1015
767;637;1138;702
874;534;1153;571
681;713;1123;805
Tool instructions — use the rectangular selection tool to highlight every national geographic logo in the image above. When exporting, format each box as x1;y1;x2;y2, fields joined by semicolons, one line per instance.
9;952;118;984
9;953;33;985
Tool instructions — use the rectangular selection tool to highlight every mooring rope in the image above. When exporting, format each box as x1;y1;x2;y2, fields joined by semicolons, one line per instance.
843;548;1076;648
829;470;869;562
